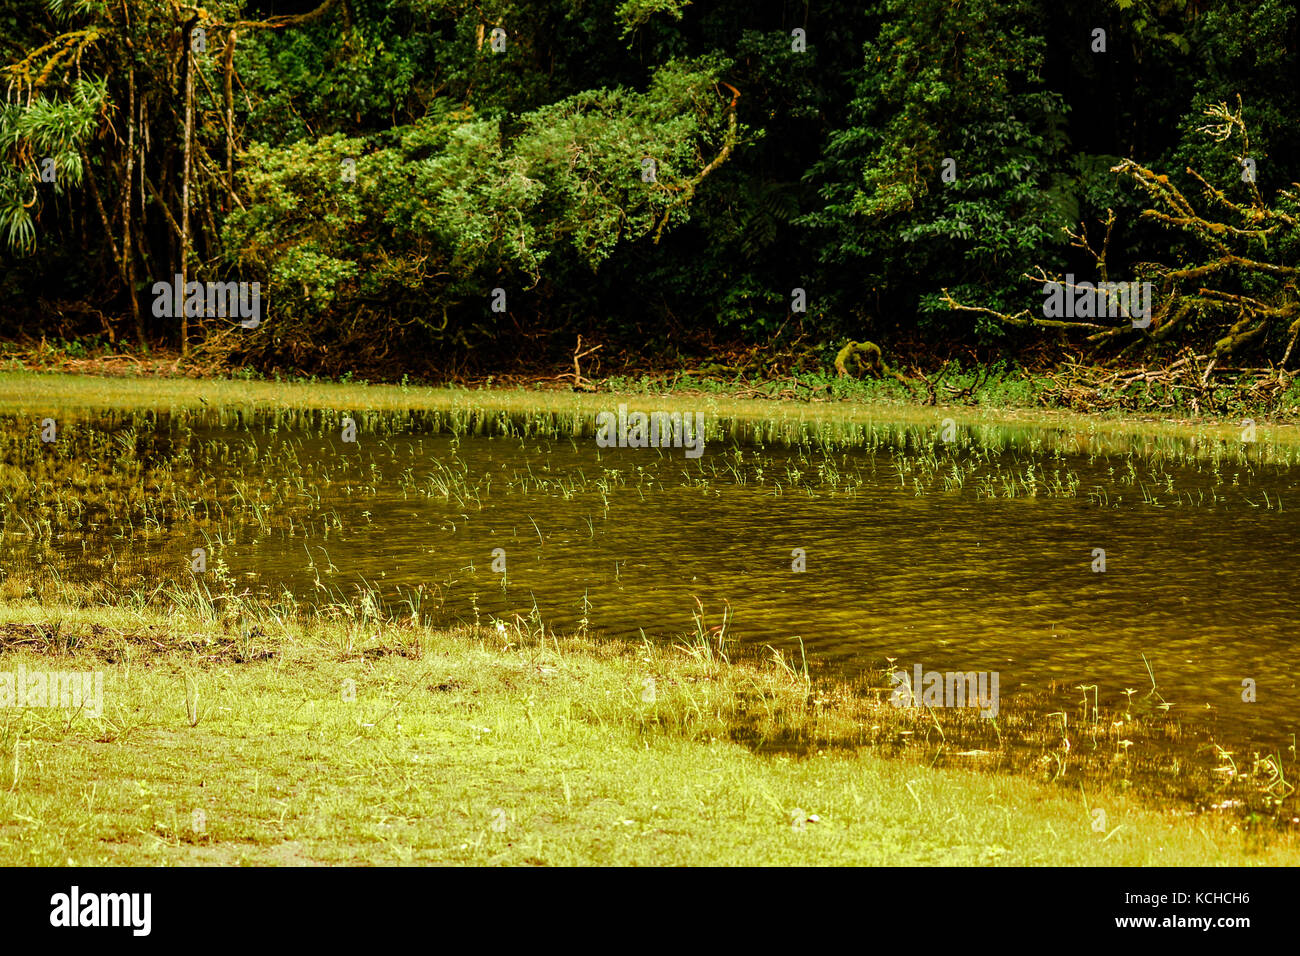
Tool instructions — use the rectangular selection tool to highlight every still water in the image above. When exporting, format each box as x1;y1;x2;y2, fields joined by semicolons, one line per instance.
4;410;1298;756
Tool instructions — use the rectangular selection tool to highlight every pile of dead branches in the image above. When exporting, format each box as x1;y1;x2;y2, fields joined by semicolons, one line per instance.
1040;351;1294;415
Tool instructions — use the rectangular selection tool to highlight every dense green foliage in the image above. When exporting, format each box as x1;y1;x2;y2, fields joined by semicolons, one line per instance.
1;0;1298;376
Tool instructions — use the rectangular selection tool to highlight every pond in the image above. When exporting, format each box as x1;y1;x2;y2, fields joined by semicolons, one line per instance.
3;405;1298;803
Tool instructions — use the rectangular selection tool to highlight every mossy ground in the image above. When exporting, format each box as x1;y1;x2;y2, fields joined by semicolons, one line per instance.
0;597;1294;866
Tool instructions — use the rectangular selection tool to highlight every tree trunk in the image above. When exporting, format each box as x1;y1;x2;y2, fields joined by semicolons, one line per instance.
180;17;197;357
123;65;146;350
223;30;237;203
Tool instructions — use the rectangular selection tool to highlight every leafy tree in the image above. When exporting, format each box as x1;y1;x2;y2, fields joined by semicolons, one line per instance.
802;0;1074;344
220;56;738;372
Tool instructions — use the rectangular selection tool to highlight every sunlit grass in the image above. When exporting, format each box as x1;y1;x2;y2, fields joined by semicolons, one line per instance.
0;589;1295;865
3;371;1300;456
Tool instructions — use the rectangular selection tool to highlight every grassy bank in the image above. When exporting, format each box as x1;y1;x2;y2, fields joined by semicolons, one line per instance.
6;337;1300;426
0;592;1294;866
2;370;1299;453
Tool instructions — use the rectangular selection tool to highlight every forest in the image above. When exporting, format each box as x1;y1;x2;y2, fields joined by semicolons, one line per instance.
1;0;1296;388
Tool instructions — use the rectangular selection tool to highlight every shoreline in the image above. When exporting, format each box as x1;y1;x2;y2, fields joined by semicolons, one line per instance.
0;593;1294;866
2;370;1298;452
